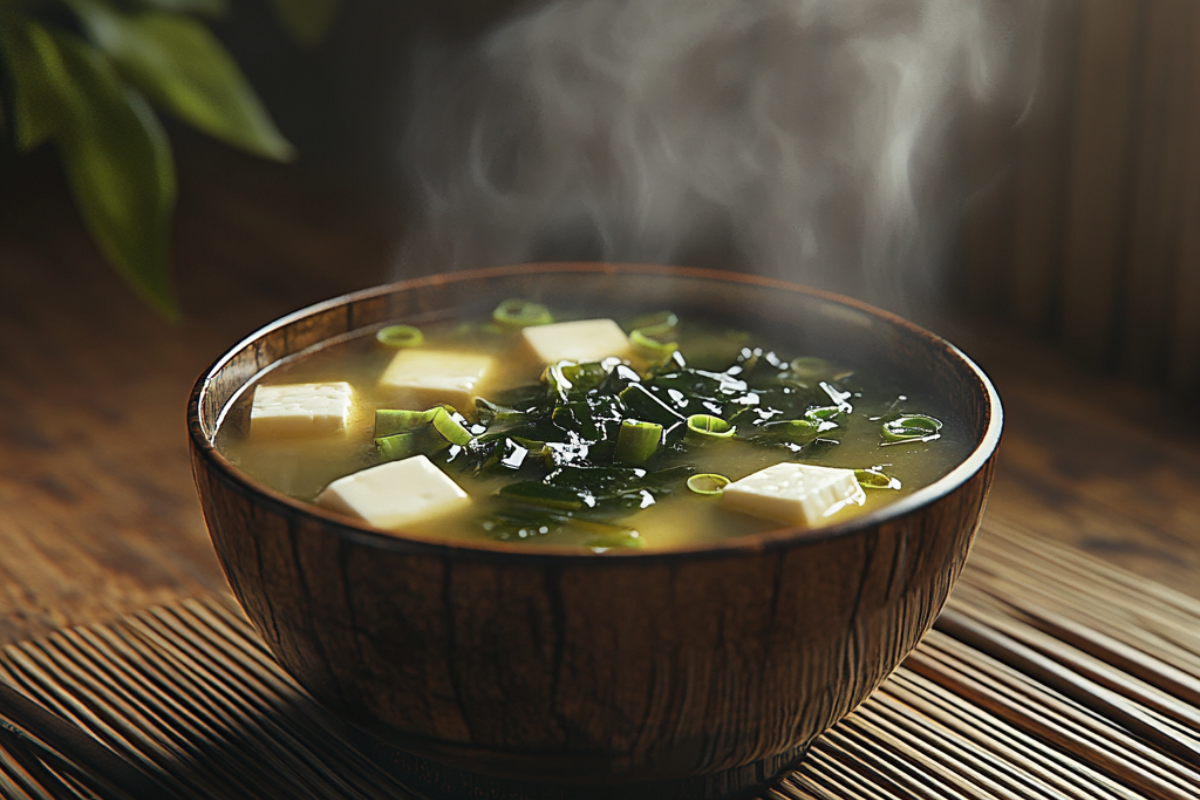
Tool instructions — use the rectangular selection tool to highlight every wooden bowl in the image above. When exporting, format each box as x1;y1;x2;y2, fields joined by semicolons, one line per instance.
188;264;1002;798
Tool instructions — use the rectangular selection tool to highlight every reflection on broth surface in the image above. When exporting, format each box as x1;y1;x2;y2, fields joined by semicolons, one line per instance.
215;305;969;550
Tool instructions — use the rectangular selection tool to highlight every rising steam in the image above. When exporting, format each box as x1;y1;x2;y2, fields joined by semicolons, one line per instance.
395;0;1026;311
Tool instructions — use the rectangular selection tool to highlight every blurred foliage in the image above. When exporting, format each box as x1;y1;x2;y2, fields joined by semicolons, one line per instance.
0;0;338;318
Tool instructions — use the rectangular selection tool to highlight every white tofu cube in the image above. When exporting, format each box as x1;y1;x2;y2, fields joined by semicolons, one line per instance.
250;382;353;438
316;455;471;530
379;350;494;413
521;319;633;365
721;463;866;527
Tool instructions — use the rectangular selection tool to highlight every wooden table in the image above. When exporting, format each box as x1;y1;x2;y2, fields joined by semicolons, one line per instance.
3;140;1200;651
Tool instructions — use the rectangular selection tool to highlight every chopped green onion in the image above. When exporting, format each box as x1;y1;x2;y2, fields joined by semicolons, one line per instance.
687;473;730;495
429;408;474;446
881;414;943;443
375;407;439;437
493;299;553;328
375;325;424;348
686;414;735;440
376;433;422;462
614;420;662;464
374;407;473;461
855;468;902;490
630;327;679;364
759;419;820;445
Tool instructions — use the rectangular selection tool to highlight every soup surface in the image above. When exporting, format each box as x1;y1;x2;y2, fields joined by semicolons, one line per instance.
215;303;970;550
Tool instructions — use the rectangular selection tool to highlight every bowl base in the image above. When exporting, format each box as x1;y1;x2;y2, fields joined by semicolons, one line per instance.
345;728;809;800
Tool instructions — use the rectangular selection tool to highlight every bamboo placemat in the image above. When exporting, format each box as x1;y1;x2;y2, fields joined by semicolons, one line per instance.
2;523;1198;800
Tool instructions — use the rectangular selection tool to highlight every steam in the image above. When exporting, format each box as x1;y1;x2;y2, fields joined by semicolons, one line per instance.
395;0;1022;311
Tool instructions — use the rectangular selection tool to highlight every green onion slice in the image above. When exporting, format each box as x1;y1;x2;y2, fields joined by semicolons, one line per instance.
429;408;474;446
376;433;422;462
630;327;679;363
375;325;423;348
687;473;730;495
759;419;820;444
614;419;662;464
493;299;553;328
686;414;736;440
881;414;943;443
855;468;902;490
374;406;473;461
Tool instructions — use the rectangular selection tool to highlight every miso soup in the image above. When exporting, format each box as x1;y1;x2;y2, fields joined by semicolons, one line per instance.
215;302;970;551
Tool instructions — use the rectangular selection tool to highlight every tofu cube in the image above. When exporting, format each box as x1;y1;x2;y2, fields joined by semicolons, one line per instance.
521;319;634;365
316;455;471;530
250;382;354;438
721;463;866;527
379;350;494;413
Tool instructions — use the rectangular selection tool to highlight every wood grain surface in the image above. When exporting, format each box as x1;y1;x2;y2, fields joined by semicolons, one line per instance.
2;525;1198;800
3;131;1200;663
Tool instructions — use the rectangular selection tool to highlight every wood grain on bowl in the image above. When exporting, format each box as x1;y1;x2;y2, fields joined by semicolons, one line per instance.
188;264;1001;792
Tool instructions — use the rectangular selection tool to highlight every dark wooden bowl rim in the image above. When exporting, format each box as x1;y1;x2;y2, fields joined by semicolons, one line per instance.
188;263;1003;565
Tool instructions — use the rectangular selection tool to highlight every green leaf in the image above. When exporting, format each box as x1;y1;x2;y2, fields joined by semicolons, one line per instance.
72;0;295;160
133;0;229;17
0;17;63;151
30;21;179;318
267;0;339;49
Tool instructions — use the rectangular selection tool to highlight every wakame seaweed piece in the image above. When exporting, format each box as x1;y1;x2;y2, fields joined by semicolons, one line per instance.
475;397;532;427
502;465;687;521
649;367;749;396
619;382;688;437
540;436;594;469
499;468;647;517
458;436;544;478
632;371;740;421
498;481;585;512
479;506;643;548
750;384;827;421
550;394;627;442
596;363;642;396
732;347;794;384
540;466;666;517
742;418;821;445
486;383;551;414
544;360;615;402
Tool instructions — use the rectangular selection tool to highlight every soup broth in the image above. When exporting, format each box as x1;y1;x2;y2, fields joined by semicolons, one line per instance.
215;305;970;550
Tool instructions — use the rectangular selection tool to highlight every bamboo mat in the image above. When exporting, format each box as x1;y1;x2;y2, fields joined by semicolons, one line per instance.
2;524;1199;800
